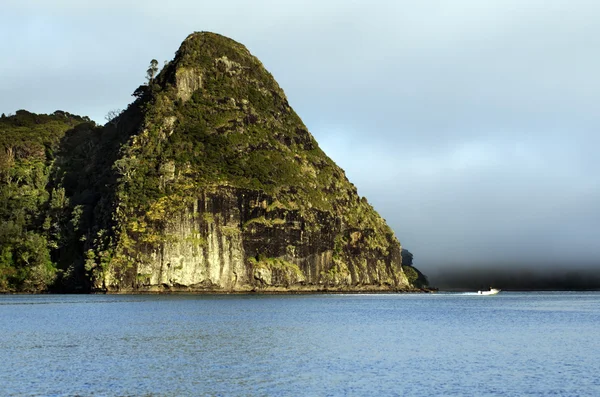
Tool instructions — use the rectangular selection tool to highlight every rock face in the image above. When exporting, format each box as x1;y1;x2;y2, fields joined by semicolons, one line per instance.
124;187;405;292
0;32;428;293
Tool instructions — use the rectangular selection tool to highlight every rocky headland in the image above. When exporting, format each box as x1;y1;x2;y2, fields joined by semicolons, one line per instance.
0;32;428;293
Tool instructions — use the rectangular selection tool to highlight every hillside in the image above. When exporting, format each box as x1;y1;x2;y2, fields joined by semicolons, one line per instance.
0;110;94;291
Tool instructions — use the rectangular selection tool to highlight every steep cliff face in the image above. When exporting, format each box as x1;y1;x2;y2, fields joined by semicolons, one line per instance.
106;187;407;292
83;32;421;292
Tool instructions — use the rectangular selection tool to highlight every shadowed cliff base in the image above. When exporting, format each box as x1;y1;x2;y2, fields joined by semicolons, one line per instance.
96;285;435;295
429;264;600;291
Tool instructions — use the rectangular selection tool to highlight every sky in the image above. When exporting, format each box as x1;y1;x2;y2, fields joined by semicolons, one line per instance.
1;0;599;278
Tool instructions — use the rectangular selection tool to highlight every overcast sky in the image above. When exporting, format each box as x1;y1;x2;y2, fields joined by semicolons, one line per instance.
2;0;599;275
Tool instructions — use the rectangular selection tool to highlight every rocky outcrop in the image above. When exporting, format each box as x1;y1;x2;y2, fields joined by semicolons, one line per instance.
0;33;427;293
82;32;424;293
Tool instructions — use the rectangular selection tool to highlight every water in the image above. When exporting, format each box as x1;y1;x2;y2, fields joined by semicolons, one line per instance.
1;292;599;396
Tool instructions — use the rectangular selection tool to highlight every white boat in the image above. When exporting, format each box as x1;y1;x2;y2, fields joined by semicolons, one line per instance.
477;288;501;295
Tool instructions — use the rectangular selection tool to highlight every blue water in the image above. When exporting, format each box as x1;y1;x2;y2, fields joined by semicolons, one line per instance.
1;292;599;396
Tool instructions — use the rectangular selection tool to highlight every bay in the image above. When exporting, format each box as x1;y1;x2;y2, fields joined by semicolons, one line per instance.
1;292;599;396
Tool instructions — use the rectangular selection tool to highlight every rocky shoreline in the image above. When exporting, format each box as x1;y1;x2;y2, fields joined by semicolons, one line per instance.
92;285;438;294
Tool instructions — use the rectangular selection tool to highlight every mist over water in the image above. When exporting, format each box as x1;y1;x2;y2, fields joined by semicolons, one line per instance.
428;264;600;291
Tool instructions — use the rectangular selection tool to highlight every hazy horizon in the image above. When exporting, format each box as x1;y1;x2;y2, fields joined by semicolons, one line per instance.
2;0;599;276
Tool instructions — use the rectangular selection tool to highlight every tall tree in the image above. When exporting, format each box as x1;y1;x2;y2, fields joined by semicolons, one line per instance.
146;59;159;83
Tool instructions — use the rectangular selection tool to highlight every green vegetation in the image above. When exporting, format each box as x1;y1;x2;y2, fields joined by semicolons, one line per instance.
146;59;159;83
249;255;305;281
243;216;285;230
403;266;420;286
220;225;239;237
320;261;351;285
403;265;429;289
0;110;93;291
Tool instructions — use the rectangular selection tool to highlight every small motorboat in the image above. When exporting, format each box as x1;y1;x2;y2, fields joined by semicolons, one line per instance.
477;288;501;295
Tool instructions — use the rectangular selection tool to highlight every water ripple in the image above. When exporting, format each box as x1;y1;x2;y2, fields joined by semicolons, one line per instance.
1;293;599;396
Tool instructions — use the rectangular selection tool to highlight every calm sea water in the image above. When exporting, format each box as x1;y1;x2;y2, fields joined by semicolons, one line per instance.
1;292;599;396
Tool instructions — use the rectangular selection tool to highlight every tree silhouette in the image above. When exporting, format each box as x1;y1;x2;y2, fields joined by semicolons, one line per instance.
146;59;159;83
